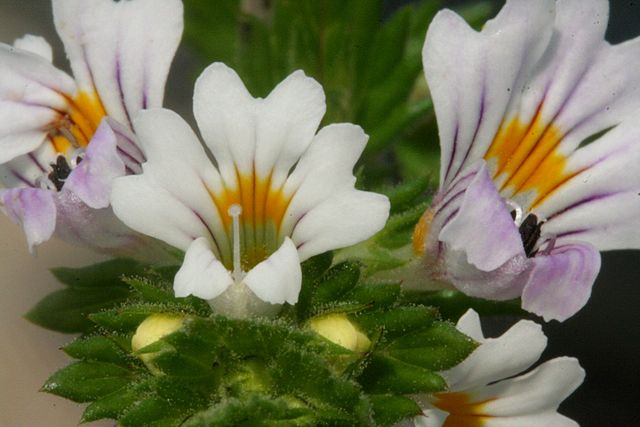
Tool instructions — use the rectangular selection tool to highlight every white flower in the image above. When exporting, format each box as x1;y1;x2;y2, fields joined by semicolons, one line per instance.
412;310;584;427
412;0;640;321
0;0;183;254
111;63;390;317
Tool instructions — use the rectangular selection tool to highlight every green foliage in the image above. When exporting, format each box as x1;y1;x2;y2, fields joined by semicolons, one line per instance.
36;254;478;426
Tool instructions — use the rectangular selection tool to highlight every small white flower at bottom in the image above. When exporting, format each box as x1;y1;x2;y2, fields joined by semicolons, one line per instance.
411;309;584;427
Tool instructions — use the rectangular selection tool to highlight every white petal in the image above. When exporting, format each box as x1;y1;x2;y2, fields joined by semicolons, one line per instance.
0;141;56;188
479;412;579;427
473;357;585;417
243;237;302;305
291;189;390;262
13;35;53;62
193;62;255;188
53;0;183;125
444;318;547;391
454;309;485;341
174;237;234;300
412;409;447;427
111;173;211;252
131;109;229;256
538;120;640;251
0;44;75;162
422;0;554;187
255;70;325;187
280;124;369;236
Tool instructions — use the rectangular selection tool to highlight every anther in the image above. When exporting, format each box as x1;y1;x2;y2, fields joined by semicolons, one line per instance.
227;204;243;282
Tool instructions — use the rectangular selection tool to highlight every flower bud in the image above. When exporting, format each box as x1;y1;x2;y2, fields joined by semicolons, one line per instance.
131;313;185;373
308;313;370;352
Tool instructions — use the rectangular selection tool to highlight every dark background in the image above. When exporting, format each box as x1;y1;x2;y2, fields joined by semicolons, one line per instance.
1;0;638;425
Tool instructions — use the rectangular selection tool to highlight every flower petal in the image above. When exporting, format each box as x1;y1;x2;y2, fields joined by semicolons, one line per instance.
52;0;183;125
13;35;53;62
64;120;125;209
193;63;326;188
439;162;524;271
0;43;75;162
291;188;390;262
444;311;547;391
473;357;585;418
123;108;229;256
0;187;56;252
243;237;302;305
0;142;56;188
111;173;214;253
174;237;234;300
422;0;554;187
538;120;640;251
522;242;600;322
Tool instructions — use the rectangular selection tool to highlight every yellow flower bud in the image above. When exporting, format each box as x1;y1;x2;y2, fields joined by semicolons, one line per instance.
308;313;371;352
131;313;185;373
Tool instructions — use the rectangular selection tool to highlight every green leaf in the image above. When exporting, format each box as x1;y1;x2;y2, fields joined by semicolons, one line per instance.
25;286;131;333
89;303;188;332
125;276;212;315
386;321;478;371
310;261;361;307
183;393;316;427
296;252;334;320
354;306;438;340
358;354;446;394
51;258;146;289
342;281;401;309
42;361;132;402
82;387;140;422
63;335;131;366
369;394;422;427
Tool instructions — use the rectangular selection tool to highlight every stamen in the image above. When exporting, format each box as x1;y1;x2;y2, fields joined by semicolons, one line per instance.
505;199;523;225
228;204;244;282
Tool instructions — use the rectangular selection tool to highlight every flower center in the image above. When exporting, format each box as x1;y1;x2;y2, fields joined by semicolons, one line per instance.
228;204;246;282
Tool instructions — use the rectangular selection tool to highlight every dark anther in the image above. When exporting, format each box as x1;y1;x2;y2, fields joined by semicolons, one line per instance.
48;156;72;191
519;213;544;257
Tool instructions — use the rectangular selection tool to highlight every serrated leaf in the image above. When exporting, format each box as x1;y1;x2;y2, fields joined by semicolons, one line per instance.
354;306;438;340
358;354;445;394
311;261;361;306
26;286;131;333
386;321;478;371
296;252;334;320
369;394;422;427
51;258;145;289
82;387;139;422
342;281;401;308
183;393;316;427
125;276;212;314
90;303;187;332
43;361;132;402
118;397;185;427
63;335;131;366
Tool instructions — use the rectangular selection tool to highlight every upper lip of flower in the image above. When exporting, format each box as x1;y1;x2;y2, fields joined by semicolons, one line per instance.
110;62;390;309
416;0;640;321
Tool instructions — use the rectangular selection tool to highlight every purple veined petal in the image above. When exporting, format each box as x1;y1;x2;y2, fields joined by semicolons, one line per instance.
0;187;56;253
422;0;554;188
0;141;57;189
52;0;183;126
522;241;600;322
63;119;126;209
106;117;145;174
439;162;524;271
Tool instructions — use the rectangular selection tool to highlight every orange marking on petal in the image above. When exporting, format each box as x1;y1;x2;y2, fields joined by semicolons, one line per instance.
49;134;72;155
208;169;294;270
69;91;107;144
433;391;494;427
412;208;434;256
485;114;573;206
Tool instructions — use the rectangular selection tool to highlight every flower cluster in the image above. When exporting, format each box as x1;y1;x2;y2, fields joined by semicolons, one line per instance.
3;0;636;425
